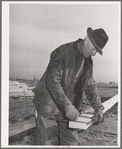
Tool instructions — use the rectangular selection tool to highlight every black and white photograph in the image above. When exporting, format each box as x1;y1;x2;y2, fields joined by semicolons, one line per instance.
2;1;121;147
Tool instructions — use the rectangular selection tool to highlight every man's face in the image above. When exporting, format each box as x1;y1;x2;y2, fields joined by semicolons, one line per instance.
82;37;98;58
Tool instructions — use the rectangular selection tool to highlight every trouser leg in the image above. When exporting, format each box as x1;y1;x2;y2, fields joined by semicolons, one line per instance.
58;121;79;145
34;111;46;145
34;110;79;146
34;110;58;145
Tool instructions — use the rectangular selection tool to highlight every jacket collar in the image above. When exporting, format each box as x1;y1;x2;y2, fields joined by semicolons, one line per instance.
74;38;84;61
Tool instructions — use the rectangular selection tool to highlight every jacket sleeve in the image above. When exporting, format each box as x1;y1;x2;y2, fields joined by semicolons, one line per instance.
46;46;72;112
84;70;104;111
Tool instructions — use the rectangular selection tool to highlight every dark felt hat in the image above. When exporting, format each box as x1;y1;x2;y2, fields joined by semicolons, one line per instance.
87;27;109;55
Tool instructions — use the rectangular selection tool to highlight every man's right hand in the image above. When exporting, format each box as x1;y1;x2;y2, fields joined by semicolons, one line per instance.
65;105;79;121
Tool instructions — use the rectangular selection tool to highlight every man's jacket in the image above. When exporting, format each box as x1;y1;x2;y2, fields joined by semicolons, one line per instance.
33;39;104;117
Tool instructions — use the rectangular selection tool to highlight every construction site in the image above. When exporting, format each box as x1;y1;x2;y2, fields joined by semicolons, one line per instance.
9;78;119;146
2;2;119;147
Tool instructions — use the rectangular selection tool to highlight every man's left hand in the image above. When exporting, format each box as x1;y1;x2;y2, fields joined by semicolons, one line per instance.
92;109;104;124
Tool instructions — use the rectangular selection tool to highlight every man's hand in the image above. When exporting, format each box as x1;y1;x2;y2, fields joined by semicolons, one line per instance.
92;108;104;125
65;105;79;121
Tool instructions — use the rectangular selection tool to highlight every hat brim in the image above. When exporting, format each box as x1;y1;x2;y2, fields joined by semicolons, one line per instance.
87;28;103;55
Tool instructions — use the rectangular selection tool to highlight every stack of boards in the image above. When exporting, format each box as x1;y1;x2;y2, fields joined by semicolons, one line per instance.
69;94;118;129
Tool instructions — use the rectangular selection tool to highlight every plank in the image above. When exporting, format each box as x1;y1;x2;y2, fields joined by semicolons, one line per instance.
75;117;92;123
9;127;36;143
69;94;118;129
9;117;57;143
9;92;34;98
9;118;36;137
9;117;57;137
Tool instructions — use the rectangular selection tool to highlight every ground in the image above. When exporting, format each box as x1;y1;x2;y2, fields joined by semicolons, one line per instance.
9;83;118;146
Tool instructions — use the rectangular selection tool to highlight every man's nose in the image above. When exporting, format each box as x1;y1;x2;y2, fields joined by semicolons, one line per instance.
93;52;96;56
92;50;97;56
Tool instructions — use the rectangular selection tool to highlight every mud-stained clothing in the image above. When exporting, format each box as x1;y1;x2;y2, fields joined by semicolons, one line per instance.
34;110;78;145
33;38;104;145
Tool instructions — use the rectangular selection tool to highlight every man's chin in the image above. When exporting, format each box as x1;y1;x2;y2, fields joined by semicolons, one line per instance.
85;55;90;58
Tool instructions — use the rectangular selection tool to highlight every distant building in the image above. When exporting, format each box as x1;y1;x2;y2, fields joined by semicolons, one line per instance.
109;81;116;84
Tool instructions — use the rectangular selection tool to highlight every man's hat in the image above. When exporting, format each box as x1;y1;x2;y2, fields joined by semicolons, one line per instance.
87;27;109;55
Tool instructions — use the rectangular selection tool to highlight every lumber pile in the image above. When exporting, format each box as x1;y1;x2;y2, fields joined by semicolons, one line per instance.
9;81;35;98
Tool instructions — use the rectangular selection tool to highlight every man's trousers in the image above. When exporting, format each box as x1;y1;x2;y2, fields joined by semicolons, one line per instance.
34;110;79;145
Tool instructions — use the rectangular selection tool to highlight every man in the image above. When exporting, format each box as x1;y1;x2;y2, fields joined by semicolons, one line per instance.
33;27;109;145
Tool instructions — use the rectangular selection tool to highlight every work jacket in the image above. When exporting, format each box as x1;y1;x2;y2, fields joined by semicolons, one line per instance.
33;39;104;118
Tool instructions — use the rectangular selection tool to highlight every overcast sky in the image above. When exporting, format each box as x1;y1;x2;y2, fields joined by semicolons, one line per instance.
9;2;120;83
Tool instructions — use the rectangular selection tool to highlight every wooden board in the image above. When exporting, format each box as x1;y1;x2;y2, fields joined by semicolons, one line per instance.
69;94;118;129
9;118;36;137
9;92;34;98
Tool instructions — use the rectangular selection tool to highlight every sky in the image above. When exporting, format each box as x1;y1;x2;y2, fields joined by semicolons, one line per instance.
9;2;120;83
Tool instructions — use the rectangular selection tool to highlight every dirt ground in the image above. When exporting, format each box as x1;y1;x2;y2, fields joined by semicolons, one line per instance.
9;86;118;146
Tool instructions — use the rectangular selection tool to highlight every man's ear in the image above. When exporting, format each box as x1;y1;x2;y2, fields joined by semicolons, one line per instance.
84;35;89;45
